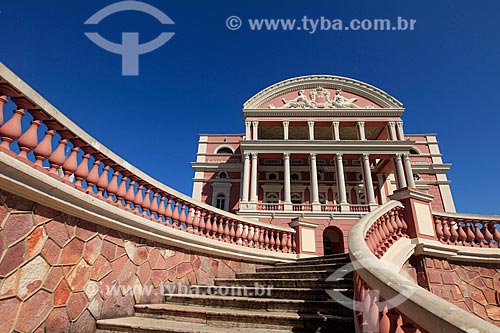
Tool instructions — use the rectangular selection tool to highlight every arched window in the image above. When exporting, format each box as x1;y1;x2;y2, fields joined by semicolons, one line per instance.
215;193;226;210
409;148;420;155
291;193;302;204
216;147;233;154
265;193;279;203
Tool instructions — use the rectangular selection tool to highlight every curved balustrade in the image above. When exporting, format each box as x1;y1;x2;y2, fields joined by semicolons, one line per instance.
433;212;500;248
350;204;371;213
0;64;295;255
348;201;499;333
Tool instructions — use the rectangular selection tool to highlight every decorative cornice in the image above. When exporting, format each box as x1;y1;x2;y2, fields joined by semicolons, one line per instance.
243;109;404;117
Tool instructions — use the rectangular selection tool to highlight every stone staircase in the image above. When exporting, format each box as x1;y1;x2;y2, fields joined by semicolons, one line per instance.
96;253;355;333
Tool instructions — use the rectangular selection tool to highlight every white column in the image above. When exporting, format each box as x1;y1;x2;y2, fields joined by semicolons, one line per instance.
283;153;291;204
336;153;348;205
403;153;416;188
308;121;315;140
396;121;405;140
310;153;320;204
394;154;407;189
252;121;259;140
361;153;376;205
244;121;251;140
357;121;366;141
250;153;258;203
388;121;397;141
241;152;251;202
332;121;340;140
283;121;289;140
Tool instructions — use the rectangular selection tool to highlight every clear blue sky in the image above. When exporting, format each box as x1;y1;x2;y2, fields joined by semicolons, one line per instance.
0;1;499;214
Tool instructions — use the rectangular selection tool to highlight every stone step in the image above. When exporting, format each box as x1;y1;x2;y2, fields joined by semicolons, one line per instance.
188;285;353;300
96;316;293;333
162;294;352;315
134;303;354;331
256;262;348;273
237;269;351;280
275;254;350;267
214;277;353;289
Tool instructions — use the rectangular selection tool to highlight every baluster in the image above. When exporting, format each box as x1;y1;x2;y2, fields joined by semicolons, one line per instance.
434;216;444;240
223;218;230;241
125;180;136;210
388;211;399;239
442;218;452;243
457;222;467;245
171;202;180;228
465;221;476;246
492;223;500;248
0;95;7;126
248;226;254;246
292;233;297;253
116;176;128;205
392;209;404;236
192;208;200;234
229;220;236;242
142;189;151;218
474;221;485;247
269;230;276;250
258;226;265;248
34;130;54;167
178;203;187;229
253;227;260;248
379;305;391;333
133;185;144;214
0;108;25;150
235;222;243;244
86;161;100;194
96;165;110;198
106;171;119;203
157;196;166;222
212;215;220;238
286;232;292;253
397;208;408;233
380;217;391;248
449;219;459;244
264;228;270;249
187;206;195;232
386;309;402;333
242;224;249;246
384;213;395;242
205;213;212;236
149;193;159;220
17;119;40;159
275;231;282;251
165;197;173;224
483;222;494;247
62;147;79;181
199;211;207;234
48;139;67;174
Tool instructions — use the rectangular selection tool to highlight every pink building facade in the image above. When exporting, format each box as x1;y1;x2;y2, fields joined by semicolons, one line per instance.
192;75;456;255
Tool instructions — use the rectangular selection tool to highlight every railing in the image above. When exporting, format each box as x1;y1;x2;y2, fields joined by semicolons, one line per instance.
292;203;312;211
433;211;500;248
0;63;295;254
349;204;371;212
257;203;283;211
348;201;499;333
321;203;341;212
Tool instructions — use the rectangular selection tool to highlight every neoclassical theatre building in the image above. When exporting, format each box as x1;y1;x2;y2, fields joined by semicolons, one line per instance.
192;76;455;254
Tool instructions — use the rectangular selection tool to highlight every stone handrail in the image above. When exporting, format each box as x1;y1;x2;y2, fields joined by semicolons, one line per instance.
0;63;296;258
348;201;500;332
433;211;500;248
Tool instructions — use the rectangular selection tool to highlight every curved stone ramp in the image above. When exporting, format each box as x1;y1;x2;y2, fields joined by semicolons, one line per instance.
96;254;355;332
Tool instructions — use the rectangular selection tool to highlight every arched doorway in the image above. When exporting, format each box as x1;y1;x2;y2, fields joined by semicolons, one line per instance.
323;227;344;255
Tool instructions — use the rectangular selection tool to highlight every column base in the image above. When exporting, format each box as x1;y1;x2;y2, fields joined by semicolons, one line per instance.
284;202;292;212
312;202;321;212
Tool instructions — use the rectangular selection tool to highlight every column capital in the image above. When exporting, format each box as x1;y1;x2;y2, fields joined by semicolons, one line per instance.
282;121;289;127
283;152;290;160
362;153;370;160
332;121;340;126
307;121;315;127
251;152;258;159
394;153;402;160
245;121;251;126
388;121;396;127
251;121;259;126
336;152;343;160
309;153;317;159
357;121;365;127
243;152;251;159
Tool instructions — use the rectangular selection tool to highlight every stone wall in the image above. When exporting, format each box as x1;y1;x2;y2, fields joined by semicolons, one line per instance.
401;256;500;327
0;190;260;332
